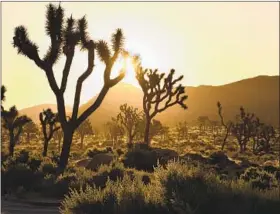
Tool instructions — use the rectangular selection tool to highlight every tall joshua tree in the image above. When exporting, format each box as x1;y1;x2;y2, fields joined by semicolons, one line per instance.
117;104;142;145
231;107;256;153
2;106;31;156
133;59;188;146
76;119;93;149
39;108;60;156
13;4;126;170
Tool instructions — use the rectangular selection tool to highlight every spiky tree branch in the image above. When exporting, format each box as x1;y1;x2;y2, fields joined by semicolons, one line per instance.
133;59;187;145
12;3;127;170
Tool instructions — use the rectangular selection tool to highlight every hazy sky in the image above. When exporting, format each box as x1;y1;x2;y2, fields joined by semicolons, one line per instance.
1;2;279;109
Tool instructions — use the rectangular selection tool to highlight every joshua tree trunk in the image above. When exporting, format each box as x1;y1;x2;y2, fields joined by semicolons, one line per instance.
58;128;74;171
42;139;49;157
144;117;151;145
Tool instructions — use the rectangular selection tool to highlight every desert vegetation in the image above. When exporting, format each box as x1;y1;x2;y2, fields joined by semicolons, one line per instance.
1;3;280;214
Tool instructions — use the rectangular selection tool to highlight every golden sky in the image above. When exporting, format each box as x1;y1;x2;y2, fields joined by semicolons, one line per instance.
1;2;279;109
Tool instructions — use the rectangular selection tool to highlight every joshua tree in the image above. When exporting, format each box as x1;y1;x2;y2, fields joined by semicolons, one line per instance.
2;106;31;156
39;108;60;156
12;4;126;170
116;104;142;145
231;107;256;153
217;102;233;150
252;118;275;154
76;119;93;149
176;121;188;141
105;117;124;147
23;120;39;142
133;58;188;146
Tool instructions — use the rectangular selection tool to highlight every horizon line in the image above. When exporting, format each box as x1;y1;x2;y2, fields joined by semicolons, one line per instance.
13;74;279;111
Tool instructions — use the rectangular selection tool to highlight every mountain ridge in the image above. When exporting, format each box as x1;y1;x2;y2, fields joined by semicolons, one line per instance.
19;75;279;129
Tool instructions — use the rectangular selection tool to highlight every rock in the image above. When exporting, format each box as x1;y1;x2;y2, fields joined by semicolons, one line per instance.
75;159;91;168
86;153;114;171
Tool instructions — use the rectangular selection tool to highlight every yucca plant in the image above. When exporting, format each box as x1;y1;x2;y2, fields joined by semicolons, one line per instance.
12;3;127;171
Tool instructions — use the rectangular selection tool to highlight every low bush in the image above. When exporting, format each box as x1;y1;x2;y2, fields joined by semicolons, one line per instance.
123;149;157;172
240;167;277;190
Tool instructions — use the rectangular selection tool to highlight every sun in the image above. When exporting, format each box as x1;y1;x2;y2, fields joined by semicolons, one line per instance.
111;54;140;87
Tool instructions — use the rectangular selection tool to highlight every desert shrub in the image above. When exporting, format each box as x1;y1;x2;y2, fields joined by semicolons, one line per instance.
123;149;157;172
28;154;43;171
60;175;168;214
39;158;57;175
155;162;280;214
240;167;277;190
97;162;125;181
209;151;229;164
61;161;280;214
13;150;30;164
2;163;41;191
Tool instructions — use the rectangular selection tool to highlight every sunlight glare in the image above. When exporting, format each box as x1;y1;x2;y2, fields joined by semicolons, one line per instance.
111;55;139;87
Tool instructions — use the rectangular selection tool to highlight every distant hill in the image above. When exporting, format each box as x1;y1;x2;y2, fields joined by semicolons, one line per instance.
19;104;72;124
20;75;279;129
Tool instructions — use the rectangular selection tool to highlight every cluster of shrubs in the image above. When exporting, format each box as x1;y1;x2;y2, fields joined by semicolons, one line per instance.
1;150;151;199
60;161;280;214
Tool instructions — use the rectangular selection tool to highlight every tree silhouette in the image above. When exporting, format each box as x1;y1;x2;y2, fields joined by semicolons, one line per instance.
12;3;126;170
116;104;142;145
133;58;187;146
76;119;93;149
217;102;233;150
231;107;256;153
2;106;31;156
105;117;124;148
39;108;60;156
251;118;275;154
23;120;39;142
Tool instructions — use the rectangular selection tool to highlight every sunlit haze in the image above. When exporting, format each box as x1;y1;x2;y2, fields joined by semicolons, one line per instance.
1;2;279;109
